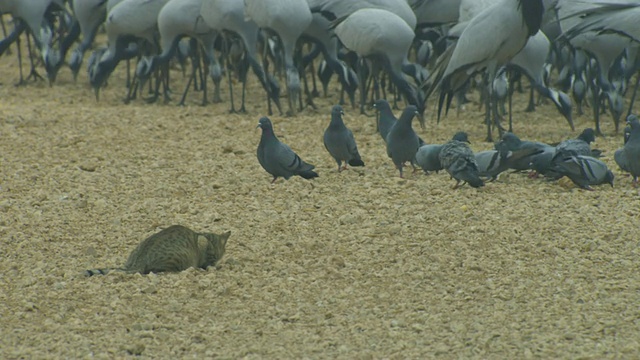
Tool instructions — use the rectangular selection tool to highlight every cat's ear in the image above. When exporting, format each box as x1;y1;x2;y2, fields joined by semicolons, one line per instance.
220;231;231;246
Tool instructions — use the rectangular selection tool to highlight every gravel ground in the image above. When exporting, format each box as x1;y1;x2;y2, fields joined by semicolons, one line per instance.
1;39;640;359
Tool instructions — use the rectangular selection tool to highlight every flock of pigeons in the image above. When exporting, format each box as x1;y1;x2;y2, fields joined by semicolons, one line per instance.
257;99;640;191
2;0;640;191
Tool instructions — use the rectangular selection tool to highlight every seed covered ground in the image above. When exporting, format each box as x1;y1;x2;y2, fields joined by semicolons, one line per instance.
1;47;640;359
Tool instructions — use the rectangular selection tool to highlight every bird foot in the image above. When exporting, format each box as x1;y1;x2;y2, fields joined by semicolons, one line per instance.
527;171;539;179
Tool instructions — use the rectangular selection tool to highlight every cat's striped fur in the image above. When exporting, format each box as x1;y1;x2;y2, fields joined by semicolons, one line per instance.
84;225;231;276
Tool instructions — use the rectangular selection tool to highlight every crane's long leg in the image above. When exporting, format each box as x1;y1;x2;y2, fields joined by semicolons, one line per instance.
508;79;514;133
221;35;236;113
357;58;367;115
627;72;640;118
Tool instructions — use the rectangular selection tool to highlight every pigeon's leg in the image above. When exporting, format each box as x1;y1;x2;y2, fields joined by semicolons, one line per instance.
271;177;279;184
633;177;638;188
452;180;462;189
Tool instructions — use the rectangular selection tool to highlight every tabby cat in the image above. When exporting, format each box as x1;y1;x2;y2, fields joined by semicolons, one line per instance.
84;225;231;276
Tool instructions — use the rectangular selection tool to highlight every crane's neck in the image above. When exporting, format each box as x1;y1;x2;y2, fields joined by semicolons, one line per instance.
520;0;544;37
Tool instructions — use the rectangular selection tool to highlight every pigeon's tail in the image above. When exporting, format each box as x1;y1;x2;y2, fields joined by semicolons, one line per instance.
348;159;365;167
591;149;603;158
298;170;319;180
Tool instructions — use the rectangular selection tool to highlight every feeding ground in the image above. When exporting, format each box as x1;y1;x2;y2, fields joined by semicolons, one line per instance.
1;47;639;359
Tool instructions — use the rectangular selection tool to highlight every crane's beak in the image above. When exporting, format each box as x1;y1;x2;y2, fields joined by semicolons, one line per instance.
416;111;425;129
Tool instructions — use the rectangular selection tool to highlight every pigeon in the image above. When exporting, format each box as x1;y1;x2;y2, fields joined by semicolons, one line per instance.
498;132;555;172
615;114;640;186
373;99;397;143
551;128;596;163
323;105;364;172
551;155;614;190
385;105;421;178
416;131;469;174
373;99;425;146
438;139;484;189
476;143;545;181
614;118;633;172
614;148;630;173
256;117;319;183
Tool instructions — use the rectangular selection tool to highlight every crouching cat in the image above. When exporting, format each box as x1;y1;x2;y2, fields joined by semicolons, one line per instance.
84;225;231;276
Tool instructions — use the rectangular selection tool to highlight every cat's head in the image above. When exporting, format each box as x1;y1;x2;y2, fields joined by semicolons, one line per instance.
203;231;231;266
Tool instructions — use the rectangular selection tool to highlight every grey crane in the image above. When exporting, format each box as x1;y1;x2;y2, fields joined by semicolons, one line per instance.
426;0;544;142
334;8;425;122
409;0;462;26
300;13;358;107
556;0;637;134
244;0;312;116
308;0;417;29
68;0;108;80
448;3;572;132
135;0;222;105
89;0;170;100
200;0;282;115
307;0;420;110
0;0;66;82
504;31;574;132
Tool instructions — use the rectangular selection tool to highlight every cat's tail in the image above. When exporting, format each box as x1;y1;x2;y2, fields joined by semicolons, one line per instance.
83;268;126;277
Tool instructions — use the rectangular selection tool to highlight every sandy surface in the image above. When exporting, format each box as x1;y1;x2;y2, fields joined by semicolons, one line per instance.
1;41;640;359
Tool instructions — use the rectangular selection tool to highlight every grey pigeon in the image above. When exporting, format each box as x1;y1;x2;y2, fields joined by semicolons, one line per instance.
623;122;632;144
614;120;633;172
615;114;640;185
498;132;555;172
373;99;425;146
614;148;630;173
385;105;421;178
323;105;364;171
438;139;484;189
257;117;318;183
552;155;614;190
551;128;596;163
416;131;469;174
476;143;545;181
373;99;397;143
